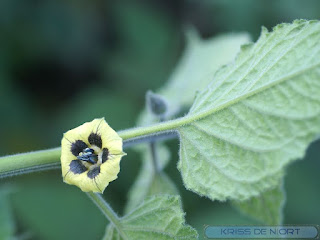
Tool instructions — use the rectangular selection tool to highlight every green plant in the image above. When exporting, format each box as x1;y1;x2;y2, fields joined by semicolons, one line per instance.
1;19;319;239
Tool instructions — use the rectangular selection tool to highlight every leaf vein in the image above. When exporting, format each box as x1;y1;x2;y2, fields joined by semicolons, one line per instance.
191;121;293;153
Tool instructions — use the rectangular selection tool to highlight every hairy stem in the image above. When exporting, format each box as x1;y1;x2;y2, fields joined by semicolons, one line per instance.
0;162;60;179
118;117;186;140
0;148;61;178
0;124;178;178
150;141;160;173
86;192;127;239
148;115;165;174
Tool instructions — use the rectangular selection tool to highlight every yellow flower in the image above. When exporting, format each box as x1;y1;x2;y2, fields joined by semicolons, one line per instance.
61;118;126;193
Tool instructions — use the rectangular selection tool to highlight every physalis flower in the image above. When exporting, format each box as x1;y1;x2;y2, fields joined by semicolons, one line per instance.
61;118;126;193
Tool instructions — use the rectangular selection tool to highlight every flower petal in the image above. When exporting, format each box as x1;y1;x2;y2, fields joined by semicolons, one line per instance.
61;118;125;193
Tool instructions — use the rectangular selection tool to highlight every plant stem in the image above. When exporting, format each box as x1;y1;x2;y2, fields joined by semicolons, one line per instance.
86;192;127;239
122;130;178;148
0;162;60;179
150;141;159;173
0;148;61;177
118;116;186;140
0;117;185;177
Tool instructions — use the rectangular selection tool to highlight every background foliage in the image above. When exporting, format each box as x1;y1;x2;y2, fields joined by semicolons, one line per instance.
0;0;319;239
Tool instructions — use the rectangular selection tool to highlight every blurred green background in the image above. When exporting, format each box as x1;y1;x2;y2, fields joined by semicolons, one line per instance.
0;0;319;239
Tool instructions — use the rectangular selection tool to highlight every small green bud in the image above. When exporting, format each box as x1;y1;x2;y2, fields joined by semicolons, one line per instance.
146;90;168;119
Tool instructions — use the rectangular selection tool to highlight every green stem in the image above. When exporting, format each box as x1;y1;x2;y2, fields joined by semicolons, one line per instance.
117;116;186;140
150;141;159;173
0;162;60;179
0;116;187;177
86;192;127;239
0;148;61;176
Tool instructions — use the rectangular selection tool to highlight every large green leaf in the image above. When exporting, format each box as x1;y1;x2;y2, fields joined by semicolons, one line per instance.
103;195;198;240
178;20;320;201
232;179;286;224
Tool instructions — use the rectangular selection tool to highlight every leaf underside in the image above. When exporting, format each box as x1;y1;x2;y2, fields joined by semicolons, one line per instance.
232;178;286;224
178;20;320;201
103;195;198;240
